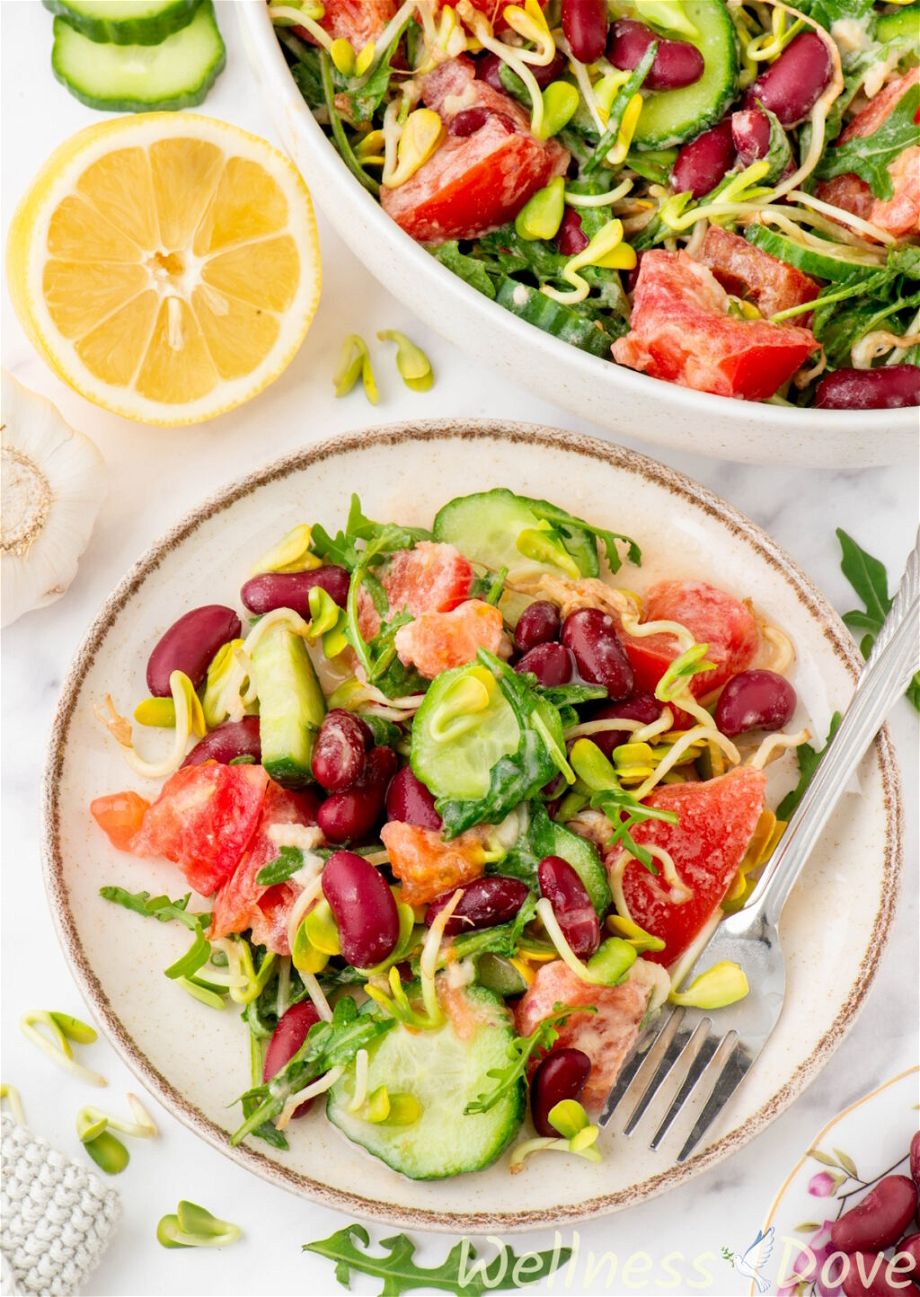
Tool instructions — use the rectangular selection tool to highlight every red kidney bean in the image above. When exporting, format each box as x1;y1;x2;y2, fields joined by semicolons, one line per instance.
538;854;600;958
815;366;920;411
322;849;400;968
745;31;833;126
561;608;634;699
714;669;797;737
477;49;567;92
671;119;736;199
841;1253;916;1297
588;692;662;758
425;876;530;934
263;1001;321;1117
515;601;561;653
182;716;261;767
516;642;574;687
450;107;489;137
385;766;442;830
317;746;397;843
563;0;608;63
911;1130;920;1188
146;605;241;697
556;207;589;257
241;566;351;618
732;107;772;164
608;19;704;90
531;1048;592;1137
831;1176;917;1254
897;1233;920;1275
311;709;370;792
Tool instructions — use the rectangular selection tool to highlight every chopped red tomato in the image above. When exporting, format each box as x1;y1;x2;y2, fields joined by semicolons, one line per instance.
90;791;150;851
612;250;817;400
394;599;504;678
697;226;820;318
515;961;654;1112
381;56;569;244
380;821;485;906
384;542;473;617
129;763;269;897
614;767;767;965
625;580;760;700
295;0;395;50
210;782;321;952
816;69;920;240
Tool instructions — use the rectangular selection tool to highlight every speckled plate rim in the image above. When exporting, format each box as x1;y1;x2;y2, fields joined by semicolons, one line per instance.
41;419;903;1232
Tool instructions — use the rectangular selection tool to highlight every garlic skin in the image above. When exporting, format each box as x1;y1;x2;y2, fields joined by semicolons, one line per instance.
1;372;106;628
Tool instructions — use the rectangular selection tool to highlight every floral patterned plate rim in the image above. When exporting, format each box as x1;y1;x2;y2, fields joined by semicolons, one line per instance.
748;1066;919;1296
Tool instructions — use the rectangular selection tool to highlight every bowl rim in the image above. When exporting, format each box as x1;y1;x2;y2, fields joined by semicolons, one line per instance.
237;0;916;440
41;419;903;1232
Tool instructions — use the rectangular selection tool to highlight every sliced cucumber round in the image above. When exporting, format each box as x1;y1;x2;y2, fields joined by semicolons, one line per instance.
496;279;619;359
411;663;520;801
627;0;738;149
327;987;524;1180
745;223;883;283
433;488;598;580
43;0;202;45
550;822;612;917
51;1;225;112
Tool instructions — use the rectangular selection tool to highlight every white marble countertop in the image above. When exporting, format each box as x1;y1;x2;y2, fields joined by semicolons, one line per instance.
1;4;917;1295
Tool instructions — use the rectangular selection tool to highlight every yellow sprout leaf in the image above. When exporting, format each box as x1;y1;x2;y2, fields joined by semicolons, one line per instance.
250;524;319;576
384;110;445;189
377;330;433;392
669;961;750;1010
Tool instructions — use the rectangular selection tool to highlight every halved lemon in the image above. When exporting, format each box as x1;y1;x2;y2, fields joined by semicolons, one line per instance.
7;113;321;426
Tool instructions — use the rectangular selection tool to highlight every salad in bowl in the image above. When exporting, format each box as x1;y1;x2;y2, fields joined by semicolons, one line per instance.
269;0;919;412
91;487;812;1180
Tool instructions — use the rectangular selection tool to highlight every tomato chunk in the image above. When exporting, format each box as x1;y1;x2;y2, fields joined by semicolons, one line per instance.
296;0;395;49
612;767;767;965
210;782;321;953
384;542;473;617
816;69;920;240
380;820;486;906
381;56;569;244
90;791;150;851
697;226;820;318
625;579;760;700
613;250;817;400
394;599;504;678
515;961;660;1112
129;763;269;897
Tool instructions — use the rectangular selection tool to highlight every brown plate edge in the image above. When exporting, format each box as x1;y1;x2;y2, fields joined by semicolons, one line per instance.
40;418;903;1233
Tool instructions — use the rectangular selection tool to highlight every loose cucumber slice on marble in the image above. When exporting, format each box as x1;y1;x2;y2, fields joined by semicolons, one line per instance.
43;0;202;46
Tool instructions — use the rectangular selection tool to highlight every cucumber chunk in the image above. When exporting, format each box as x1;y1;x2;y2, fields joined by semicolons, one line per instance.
745;224;883;284
43;0;202;45
496;279;623;358
623;0;738;149
551;821;612;917
250;623;326;786
411;663;520;801
433;488;599;580
51;1;225;111
327;986;523;1179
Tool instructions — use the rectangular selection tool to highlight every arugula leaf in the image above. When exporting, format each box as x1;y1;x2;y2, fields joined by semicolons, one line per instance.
304;1225;571;1297
816;84;920;200
523;496;641;573
584;42;657;175
430;242;498;300
255;846;305;888
776;713;843;820
446;893;538;964
99;886;207;932
344;17;411;124
795;0;874;30
836;528;920;710
465;1005;589;1116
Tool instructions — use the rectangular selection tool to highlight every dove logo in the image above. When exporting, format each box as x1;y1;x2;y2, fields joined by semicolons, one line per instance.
721;1227;775;1294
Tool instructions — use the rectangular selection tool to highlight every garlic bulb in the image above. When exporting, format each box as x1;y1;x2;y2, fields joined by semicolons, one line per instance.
1;372;106;628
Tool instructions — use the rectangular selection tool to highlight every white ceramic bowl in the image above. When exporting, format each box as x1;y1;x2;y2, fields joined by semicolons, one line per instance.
237;2;917;468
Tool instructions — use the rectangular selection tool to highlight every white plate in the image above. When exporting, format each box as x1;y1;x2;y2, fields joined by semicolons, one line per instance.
43;420;902;1231
236;2;916;469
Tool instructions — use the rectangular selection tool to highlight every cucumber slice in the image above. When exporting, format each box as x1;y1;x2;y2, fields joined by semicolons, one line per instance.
623;0;738;149
745;223;883;283
51;1;225;111
876;3;920;44
411;663;520;801
476;953;529;997
43;0;202;45
250;623;326;786
496;279;622;359
433;488;598;581
551;822;612;917
327;987;523;1179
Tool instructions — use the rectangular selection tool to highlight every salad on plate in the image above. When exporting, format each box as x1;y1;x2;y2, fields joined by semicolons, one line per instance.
93;488;811;1179
272;0;920;410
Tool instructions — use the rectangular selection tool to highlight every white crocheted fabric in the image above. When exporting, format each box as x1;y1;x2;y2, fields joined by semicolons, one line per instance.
1;1115;120;1296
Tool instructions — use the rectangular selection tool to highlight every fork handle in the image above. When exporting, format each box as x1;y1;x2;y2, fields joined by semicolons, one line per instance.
744;533;919;930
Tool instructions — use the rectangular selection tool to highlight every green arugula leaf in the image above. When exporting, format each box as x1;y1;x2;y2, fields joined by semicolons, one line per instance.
796;0;874;31
776;713;843;820
255;846;305;888
522;496;641;574
344;16;412;124
444;893;538;965
584;42;657;175
430;242;498;300
836;528;920;712
99;886;207;932
816;84;920;200
465;1004;589;1116
304;1225;572;1297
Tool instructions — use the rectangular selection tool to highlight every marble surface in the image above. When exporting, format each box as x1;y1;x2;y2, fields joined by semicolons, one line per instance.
1;3;917;1294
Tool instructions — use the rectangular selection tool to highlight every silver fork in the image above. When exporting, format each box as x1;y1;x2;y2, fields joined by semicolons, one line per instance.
600;532;919;1164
